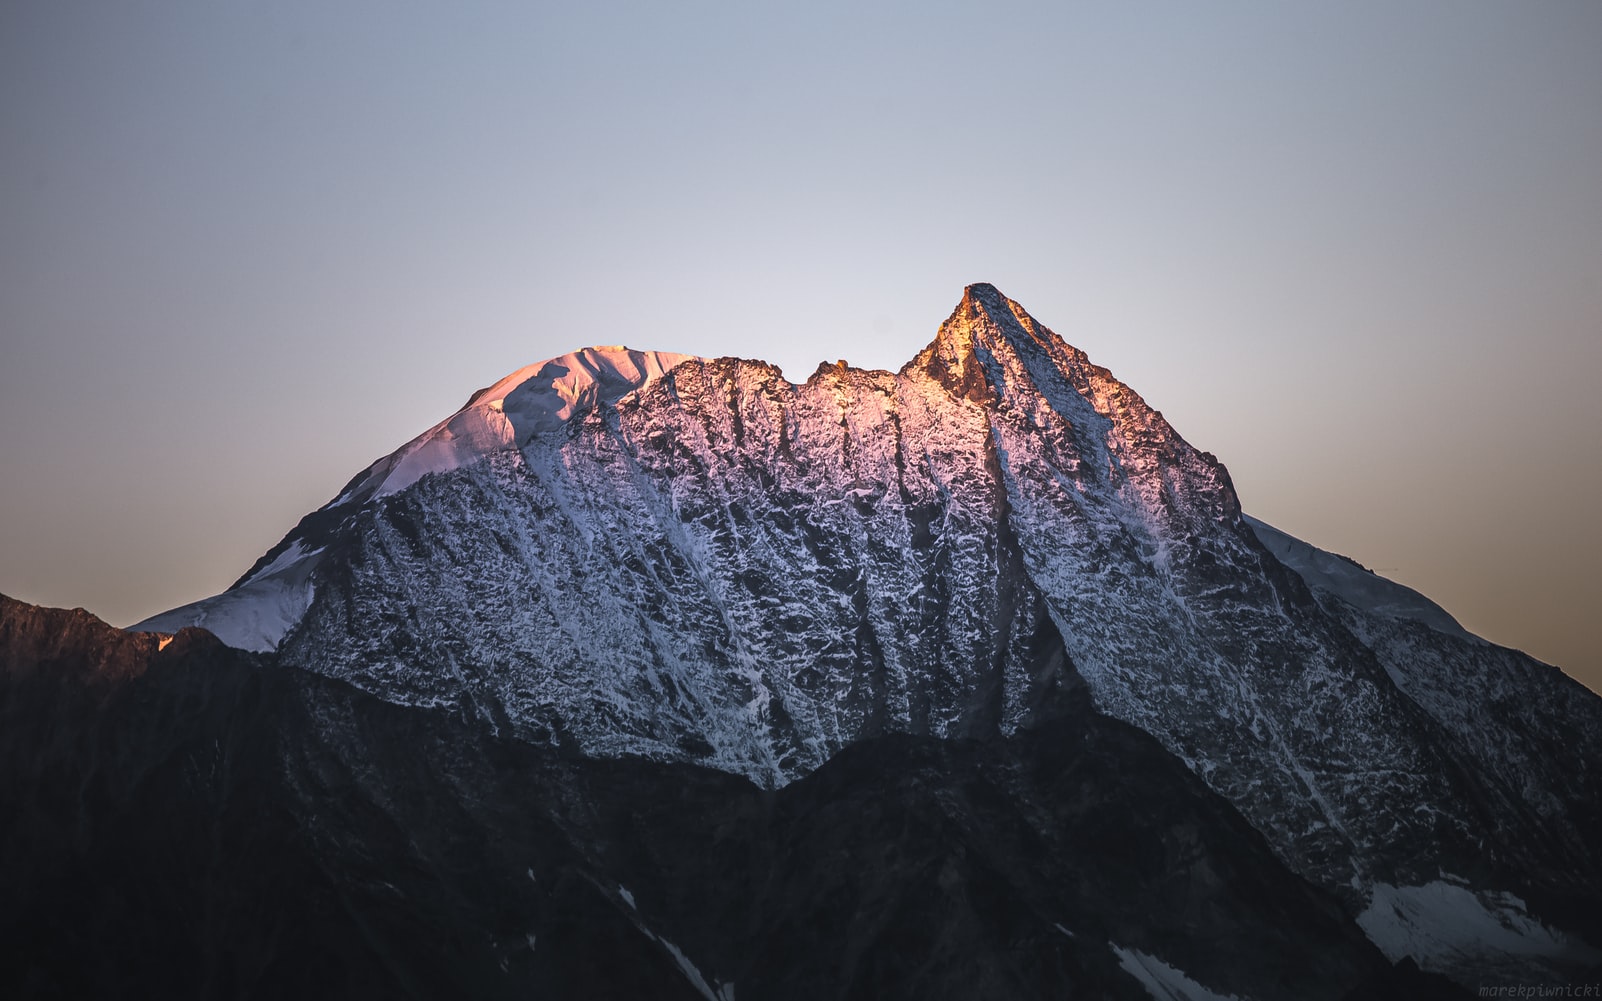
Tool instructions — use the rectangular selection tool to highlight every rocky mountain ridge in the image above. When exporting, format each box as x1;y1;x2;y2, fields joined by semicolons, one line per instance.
129;284;1602;984
3;593;1465;1000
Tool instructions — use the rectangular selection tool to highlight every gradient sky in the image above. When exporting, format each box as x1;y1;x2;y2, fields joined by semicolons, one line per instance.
2;2;1599;692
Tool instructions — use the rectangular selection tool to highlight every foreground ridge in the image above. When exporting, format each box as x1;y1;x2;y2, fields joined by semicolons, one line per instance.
2;593;1466;999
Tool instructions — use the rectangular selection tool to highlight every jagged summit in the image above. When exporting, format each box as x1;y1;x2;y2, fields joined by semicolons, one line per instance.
331;283;1130;512
904;283;1065;403
939;282;1071;354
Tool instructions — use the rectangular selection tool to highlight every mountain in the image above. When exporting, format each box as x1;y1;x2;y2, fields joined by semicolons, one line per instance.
109;283;1602;987
1;594;1464;1000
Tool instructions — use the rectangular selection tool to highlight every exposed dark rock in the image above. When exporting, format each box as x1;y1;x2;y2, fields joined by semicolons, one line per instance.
0;595;1465;1000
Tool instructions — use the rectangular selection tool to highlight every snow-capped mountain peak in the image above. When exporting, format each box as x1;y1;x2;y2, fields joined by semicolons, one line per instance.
130;285;1602;983
336;345;701;506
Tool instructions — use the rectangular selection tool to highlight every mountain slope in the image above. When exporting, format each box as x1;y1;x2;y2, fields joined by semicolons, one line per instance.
132;284;1602;982
5;595;1470;1001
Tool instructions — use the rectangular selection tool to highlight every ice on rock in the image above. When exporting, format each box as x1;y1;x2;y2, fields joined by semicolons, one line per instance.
1111;944;1249;1001
341;346;699;504
1357;880;1600;980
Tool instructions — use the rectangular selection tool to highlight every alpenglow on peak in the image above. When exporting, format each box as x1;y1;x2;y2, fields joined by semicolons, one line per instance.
131;284;1602;984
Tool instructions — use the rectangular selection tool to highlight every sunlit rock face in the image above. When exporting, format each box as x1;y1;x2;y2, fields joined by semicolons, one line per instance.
135;285;1602;978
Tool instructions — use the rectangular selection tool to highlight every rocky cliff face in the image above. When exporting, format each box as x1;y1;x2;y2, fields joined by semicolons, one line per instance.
2;594;1462;1000
131;284;1602;982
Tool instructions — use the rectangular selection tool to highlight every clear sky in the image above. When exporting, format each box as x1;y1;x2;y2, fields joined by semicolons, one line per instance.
2;2;1599;692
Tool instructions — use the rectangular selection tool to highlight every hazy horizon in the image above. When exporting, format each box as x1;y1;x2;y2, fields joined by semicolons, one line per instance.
3;1;1599;692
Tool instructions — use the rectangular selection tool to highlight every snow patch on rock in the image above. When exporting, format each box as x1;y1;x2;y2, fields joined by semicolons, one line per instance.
131;543;322;652
336;346;698;504
1245;516;1468;638
1111;943;1249;1001
1357;879;1600;980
